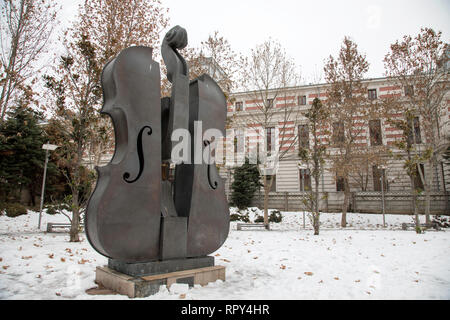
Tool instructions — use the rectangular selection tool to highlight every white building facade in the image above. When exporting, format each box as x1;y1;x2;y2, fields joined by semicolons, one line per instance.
220;77;450;214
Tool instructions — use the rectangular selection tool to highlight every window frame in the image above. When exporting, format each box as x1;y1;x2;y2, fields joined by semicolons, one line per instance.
299;168;311;192
368;89;377;100
332;121;345;144
336;174;345;192
298;95;307;106
369;119;383;146
298;124;310;149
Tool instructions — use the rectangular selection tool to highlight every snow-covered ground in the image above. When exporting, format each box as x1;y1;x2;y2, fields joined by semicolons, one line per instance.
0;208;449;300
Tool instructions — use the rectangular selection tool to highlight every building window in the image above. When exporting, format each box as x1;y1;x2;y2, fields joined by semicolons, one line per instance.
336;175;345;192
235;128;244;153
369;119;383;146
332;122;345;144
235;101;243;111
372;166;387;192
267;98;274;108
264;175;276;192
404;85;414;97
368;89;377;100
266;127;275;156
413;164;425;191
299;169;311;192
298;95;307;105
298;124;309;149
407;117;422;144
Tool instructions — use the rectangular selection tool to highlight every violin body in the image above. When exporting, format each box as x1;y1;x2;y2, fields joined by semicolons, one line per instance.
86;26;229;264
175;75;229;257
86;46;162;262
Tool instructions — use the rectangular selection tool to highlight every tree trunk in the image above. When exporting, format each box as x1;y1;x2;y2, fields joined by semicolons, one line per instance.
263;175;269;229
341;177;349;228
70;190;80;242
424;159;436;225
313;171;320;235
410;175;421;233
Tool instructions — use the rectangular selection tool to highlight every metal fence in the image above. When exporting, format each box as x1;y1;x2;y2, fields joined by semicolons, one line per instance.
243;190;450;215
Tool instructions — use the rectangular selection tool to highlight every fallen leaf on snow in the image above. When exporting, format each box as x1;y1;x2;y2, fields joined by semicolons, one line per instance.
355;280;361;283
61;258;66;262
2;265;9;270
21;256;32;260
280;265;286;270
48;254;54;259
179;294;186;299
334;277;340;280
304;272;314;276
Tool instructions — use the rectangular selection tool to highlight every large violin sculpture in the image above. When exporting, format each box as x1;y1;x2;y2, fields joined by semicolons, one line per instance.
86;26;229;263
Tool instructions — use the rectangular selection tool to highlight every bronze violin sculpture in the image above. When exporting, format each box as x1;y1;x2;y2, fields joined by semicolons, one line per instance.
85;26;229;263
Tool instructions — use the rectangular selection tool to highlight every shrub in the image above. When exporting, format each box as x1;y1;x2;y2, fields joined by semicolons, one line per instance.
5;203;28;217
269;210;282;223
432;215;450;228
45;205;57;215
230;211;250;222
254;215;264;223
0;202;5;215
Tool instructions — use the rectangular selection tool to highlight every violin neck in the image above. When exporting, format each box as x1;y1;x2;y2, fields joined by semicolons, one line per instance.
168;72;190;157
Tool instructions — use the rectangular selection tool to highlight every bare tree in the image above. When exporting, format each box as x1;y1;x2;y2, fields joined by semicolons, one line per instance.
299;98;329;235
44;0;169;242
323;37;382;227
161;30;246;100
383;27;449;230
75;0;169;166
232;39;302;228
0;0;58;122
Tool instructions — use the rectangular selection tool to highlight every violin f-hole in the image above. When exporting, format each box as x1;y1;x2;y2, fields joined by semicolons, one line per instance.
203;139;218;190
123;125;153;183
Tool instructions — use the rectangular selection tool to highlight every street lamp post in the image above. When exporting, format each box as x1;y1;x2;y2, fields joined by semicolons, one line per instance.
379;165;387;228
38;143;58;230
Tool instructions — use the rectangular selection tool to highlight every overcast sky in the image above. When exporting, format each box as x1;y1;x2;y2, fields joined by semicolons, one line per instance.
57;0;449;84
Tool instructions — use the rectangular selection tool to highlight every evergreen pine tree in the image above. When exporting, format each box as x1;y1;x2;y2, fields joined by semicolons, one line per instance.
231;158;261;209
0;104;47;205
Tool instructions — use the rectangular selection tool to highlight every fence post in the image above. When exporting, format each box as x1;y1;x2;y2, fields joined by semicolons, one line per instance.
351;192;356;213
284;192;288;211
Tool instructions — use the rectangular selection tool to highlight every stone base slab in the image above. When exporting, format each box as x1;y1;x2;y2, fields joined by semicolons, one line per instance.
108;256;214;277
92;265;226;298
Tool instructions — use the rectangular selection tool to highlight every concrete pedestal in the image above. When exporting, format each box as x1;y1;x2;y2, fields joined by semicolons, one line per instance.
91;264;225;298
108;256;214;277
